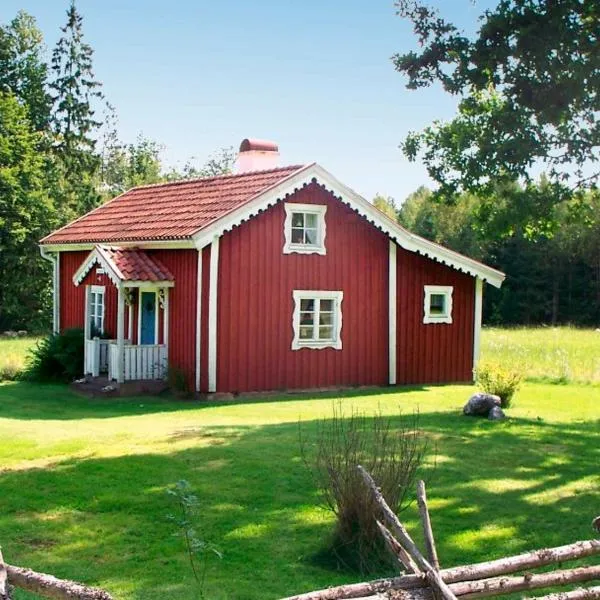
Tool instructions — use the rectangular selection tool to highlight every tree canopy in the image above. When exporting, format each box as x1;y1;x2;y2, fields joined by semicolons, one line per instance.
394;0;599;200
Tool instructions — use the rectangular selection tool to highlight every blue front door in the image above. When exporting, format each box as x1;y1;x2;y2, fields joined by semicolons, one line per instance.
140;291;156;345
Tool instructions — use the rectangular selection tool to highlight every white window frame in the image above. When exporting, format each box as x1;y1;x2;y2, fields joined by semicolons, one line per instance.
283;203;327;255
292;290;343;350
89;285;105;335
423;285;453;324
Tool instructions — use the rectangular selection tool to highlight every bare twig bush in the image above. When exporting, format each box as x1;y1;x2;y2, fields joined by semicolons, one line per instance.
300;403;428;574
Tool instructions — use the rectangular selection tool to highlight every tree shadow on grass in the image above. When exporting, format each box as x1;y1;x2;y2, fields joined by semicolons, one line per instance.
0;381;431;421
0;411;598;599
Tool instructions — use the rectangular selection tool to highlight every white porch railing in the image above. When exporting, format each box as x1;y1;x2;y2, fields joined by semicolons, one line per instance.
84;338;113;376
108;343;167;382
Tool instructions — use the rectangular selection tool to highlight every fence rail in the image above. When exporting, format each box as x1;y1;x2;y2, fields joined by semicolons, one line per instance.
108;344;167;381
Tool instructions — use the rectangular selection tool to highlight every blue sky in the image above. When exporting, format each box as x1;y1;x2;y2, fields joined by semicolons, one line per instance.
3;0;491;203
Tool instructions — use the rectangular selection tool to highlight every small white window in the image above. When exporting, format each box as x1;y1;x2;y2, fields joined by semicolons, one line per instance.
89;285;105;336
283;203;327;255
423;285;453;324
292;290;343;350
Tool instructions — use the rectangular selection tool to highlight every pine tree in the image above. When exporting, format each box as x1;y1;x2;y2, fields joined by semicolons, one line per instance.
50;0;103;217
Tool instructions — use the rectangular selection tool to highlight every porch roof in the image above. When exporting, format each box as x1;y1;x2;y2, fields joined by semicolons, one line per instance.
73;245;175;287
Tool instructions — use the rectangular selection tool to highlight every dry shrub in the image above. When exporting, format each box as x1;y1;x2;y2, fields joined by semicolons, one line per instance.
300;403;428;574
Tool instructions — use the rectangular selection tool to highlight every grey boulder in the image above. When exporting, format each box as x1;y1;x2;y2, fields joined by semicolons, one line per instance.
488;406;506;420
463;392;501;416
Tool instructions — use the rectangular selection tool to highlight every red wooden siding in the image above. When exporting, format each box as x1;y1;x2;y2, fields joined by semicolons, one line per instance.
216;183;390;393
149;249;198;390
395;249;475;384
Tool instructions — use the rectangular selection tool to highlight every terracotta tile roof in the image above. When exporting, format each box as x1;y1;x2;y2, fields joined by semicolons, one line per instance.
99;246;174;282
42;165;306;245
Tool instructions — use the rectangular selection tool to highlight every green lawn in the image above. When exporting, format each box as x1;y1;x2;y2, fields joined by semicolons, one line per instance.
0;336;39;381
0;328;598;599
0;381;598;599
482;326;600;384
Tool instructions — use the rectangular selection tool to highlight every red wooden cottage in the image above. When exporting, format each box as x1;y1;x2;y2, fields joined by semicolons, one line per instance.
40;139;505;394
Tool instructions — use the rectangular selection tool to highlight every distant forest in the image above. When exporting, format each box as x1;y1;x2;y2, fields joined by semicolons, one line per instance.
374;187;600;326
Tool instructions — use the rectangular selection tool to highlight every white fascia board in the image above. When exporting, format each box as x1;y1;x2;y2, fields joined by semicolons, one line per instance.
192;163;506;288
41;239;195;252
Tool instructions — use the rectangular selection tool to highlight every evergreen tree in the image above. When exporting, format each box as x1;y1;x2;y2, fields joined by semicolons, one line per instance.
50;0;103;217
0;11;52;131
0;92;58;330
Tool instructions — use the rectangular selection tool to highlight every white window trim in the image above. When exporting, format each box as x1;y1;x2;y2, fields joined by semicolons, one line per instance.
89;285;105;335
423;285;453;324
283;203;327;255
292;290;343;350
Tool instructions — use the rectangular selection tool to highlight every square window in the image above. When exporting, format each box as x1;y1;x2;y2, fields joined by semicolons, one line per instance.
283;203;327;255
292;290;343;350
423;286;453;324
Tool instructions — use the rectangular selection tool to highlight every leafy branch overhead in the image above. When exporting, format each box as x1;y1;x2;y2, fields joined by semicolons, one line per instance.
394;0;600;198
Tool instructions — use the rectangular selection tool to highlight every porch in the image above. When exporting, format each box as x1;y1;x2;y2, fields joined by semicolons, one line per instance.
75;245;174;384
84;337;168;381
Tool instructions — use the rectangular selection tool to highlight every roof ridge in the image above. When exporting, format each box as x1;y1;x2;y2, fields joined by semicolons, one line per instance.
131;164;306;191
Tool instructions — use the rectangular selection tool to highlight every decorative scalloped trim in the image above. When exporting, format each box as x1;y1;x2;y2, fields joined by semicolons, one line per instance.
192;167;505;288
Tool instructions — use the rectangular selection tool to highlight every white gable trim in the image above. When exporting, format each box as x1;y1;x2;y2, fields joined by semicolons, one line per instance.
191;164;505;287
72;246;123;287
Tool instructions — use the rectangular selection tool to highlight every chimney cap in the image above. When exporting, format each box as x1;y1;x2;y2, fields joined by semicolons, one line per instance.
239;138;278;153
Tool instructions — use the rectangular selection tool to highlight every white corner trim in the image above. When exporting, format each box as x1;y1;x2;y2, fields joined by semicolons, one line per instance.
423;285;454;324
208;236;220;392
191;164;505;288
291;290;343;350
472;277;483;376
283;202;327;255
388;241;397;385
195;248;202;393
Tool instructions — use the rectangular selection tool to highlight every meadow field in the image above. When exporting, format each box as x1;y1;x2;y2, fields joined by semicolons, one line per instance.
0;327;598;599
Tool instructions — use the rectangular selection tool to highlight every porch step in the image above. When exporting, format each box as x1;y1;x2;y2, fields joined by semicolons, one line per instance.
71;376;168;398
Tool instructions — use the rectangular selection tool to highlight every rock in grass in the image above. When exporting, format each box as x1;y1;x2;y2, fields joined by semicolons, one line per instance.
463;392;501;416
488;405;506;420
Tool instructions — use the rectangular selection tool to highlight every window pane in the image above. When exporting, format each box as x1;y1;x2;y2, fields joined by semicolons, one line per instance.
300;299;314;311
291;212;304;227
319;311;332;325
319;326;333;340
291;228;304;244
320;299;333;312
430;294;446;315
299;326;313;340
304;213;318;228
300;311;314;325
304;228;317;245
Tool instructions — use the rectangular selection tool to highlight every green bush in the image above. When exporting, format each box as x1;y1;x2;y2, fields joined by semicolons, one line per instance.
23;328;84;383
474;361;523;408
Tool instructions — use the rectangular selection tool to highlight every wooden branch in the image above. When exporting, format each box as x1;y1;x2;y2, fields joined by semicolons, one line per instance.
377;520;420;574
279;539;600;600
450;565;600;599
5;563;113;600
529;586;600;600
357;465;458;600
441;539;600;584
416;481;440;572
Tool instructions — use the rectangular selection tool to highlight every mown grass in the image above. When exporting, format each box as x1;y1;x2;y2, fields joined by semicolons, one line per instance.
482;326;600;384
0;381;598;600
0;337;39;381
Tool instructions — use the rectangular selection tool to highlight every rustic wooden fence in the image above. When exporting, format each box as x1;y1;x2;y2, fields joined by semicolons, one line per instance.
282;467;600;600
